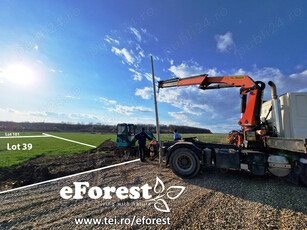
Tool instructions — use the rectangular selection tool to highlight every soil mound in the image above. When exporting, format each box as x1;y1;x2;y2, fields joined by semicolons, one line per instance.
0;140;135;191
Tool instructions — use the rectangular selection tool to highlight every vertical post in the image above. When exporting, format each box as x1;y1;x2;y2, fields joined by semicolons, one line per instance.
151;56;162;163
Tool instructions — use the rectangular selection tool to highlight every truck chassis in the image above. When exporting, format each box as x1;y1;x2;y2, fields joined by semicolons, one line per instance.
162;137;307;186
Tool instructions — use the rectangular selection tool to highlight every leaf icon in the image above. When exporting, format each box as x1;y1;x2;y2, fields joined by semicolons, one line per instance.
166;186;185;200
154;177;165;194
154;199;170;213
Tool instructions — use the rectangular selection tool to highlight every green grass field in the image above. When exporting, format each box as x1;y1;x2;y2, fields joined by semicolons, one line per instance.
160;133;227;143
0;132;115;169
0;132;227;169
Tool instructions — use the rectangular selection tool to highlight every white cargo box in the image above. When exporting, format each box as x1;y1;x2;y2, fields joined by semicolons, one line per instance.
261;92;307;138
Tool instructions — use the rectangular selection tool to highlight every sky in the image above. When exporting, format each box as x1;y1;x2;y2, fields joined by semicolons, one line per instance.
0;0;306;133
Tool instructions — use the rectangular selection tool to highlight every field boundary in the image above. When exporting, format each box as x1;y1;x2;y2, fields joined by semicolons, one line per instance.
0;159;140;195
0;135;48;139
42;133;97;148
1;133;97;148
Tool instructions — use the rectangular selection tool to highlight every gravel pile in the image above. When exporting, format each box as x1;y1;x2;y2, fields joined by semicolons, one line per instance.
0;160;306;229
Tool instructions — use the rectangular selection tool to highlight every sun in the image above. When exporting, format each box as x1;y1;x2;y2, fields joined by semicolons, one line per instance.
5;64;36;86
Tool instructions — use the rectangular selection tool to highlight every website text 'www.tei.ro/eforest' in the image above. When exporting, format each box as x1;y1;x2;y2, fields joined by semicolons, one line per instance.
74;216;170;226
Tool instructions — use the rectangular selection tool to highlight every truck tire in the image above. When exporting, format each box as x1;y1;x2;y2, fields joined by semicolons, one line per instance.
298;158;307;187
170;148;200;178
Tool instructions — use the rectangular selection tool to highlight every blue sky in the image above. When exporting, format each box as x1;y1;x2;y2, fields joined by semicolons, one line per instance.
0;0;306;132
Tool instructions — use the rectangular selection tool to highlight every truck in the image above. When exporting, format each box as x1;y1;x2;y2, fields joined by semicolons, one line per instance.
158;74;307;186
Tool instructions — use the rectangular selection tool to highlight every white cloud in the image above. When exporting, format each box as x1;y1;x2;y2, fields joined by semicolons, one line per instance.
289;69;307;79
139;51;145;57
144;72;160;82
50;69;56;72
0;108;60;123
129;27;142;42
168;62;204;78
68;113;99;121
215;32;235;53
0;68;4;83
298;88;307;92
129;68;142;81
30;111;48;117
136;44;143;51
135;87;153;99
111;47;135;64
207;68;219;76
99;97;117;105
134;44;146;63
168;111;198;126
157;86;215;116
66;95;80;100
128;69;160;82
234;68;246;75
140;28;158;42
36;60;43;64
241;66;307;97
144;73;152;81
34;45;38;50
0;107;155;126
104;35;120;45
99;96;152;116
105;28;159;80
134;106;153;112
108;104;152;115
151;55;160;61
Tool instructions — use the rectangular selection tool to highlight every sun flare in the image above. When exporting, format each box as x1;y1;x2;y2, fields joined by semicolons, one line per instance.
5;64;36;86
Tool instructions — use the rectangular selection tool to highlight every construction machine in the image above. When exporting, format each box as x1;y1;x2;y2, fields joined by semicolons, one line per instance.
115;123;138;156
116;123;136;148
158;74;307;186
115;123;159;159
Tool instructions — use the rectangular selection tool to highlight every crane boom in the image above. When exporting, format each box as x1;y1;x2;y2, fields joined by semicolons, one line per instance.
158;74;265;135
158;74;257;89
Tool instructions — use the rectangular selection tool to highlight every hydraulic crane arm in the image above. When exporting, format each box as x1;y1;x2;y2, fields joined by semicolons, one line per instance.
158;74;257;89
158;74;265;130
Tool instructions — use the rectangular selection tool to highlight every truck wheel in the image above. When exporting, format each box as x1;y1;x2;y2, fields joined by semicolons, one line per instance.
170;148;200;178
298;158;307;187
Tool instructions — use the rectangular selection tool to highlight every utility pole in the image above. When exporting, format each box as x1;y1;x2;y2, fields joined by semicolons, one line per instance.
151;56;162;163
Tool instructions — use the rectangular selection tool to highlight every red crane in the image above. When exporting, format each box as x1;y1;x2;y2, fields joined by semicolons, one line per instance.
158;74;265;147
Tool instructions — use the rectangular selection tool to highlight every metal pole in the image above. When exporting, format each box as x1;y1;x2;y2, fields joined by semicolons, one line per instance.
151;56;162;163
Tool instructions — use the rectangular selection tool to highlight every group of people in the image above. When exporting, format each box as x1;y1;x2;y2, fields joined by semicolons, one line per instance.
135;128;181;162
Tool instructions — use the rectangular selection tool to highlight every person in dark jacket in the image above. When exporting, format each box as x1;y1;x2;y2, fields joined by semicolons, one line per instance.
135;127;152;162
173;129;182;140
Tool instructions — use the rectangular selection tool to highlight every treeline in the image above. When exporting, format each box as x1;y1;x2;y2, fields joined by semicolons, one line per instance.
144;124;211;134
0;121;211;134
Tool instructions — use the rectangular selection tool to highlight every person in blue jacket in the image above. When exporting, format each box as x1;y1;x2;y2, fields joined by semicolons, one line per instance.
135;128;152;162
174;129;181;141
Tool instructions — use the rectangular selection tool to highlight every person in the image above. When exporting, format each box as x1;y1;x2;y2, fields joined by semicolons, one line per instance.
173;129;181;141
135;128;152;162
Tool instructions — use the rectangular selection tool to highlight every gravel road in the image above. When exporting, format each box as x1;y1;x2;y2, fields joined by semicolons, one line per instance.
0;160;306;229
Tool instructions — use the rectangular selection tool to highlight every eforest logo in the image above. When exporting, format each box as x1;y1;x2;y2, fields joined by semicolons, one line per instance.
60;177;185;212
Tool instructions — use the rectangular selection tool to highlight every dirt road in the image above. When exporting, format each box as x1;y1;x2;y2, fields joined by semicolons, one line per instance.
0;159;306;229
